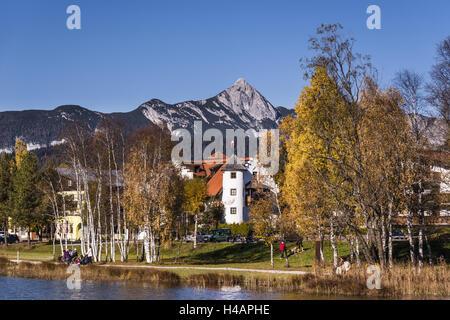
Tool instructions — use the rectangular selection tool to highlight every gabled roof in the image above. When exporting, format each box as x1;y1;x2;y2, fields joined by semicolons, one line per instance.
221;155;247;172
56;167;124;187
245;181;271;190
207;164;225;196
182;153;250;197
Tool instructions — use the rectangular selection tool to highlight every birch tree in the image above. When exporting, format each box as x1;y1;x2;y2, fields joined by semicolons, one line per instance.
394;70;432;270
123;127;178;263
427;36;450;127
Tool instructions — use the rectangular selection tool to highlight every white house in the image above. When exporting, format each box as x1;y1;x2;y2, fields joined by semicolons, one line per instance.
179;153;277;224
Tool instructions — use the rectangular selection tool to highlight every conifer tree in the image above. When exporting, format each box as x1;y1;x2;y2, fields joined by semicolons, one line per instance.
12;142;40;248
0;153;14;246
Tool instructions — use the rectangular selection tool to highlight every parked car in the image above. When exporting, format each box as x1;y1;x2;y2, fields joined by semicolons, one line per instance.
201;233;214;242
392;230;407;241
210;228;233;242
231;235;246;243
0;234;20;244
184;233;194;242
185;232;206;243
196;231;207;242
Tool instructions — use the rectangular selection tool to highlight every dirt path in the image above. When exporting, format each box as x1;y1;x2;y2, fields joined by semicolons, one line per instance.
10;259;310;275
99;264;311;275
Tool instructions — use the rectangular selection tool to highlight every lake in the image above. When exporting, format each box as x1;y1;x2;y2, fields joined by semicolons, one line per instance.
0;276;315;300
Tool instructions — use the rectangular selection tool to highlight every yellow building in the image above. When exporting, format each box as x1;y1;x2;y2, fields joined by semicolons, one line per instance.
55;168;88;242
55;167;124;241
56;190;83;241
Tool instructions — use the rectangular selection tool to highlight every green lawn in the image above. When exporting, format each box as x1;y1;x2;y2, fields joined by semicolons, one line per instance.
0;240;351;270
1;229;448;271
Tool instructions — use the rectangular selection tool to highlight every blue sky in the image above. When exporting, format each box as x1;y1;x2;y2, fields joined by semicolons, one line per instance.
0;0;449;113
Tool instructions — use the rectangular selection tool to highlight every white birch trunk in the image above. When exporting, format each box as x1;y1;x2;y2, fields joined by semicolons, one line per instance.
84;173;97;262
97;176;103;262
418;178;424;271
388;200;393;269
330;217;338;268
144;225;151;264
193;213;198;249
319;231;324;263
104;212;108;262
150;233;156;263
112;144;126;262
270;243;274;269
349;237;354;263
110;213;115;262
406;210;415;266
106;134;117;263
355;237;360;267
381;217;386;264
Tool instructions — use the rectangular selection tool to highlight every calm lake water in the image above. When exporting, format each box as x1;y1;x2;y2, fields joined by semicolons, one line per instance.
0;276;320;300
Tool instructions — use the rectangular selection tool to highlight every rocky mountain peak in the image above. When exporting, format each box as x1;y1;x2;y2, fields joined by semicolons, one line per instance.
0;79;292;152
216;79;279;122
233;78;251;88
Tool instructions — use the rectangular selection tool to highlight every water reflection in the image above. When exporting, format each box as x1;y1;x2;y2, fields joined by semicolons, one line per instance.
0;276;285;300
0;276;392;300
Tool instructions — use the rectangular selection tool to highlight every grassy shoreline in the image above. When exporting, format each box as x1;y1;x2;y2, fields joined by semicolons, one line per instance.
0;256;448;298
1;239;448;298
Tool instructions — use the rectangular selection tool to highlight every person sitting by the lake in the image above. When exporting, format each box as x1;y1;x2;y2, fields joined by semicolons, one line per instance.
86;246;93;264
336;257;351;275
69;249;74;262
280;241;286;259
72;248;78;261
80;254;91;265
64;249;71;264
76;257;81;265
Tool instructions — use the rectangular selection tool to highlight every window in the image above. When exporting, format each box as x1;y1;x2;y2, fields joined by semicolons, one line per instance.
230;188;237;196
230;207;237;214
230;172;236;179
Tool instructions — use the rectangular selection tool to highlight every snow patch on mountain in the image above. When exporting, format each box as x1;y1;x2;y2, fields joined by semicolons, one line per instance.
26;142;46;151
137;79;281;133
0;147;12;154
50;139;66;147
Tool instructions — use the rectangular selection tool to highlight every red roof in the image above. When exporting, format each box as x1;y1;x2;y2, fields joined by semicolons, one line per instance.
184;153;249;196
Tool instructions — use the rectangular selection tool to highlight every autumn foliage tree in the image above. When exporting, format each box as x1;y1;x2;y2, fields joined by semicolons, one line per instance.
249;190;279;268
282;46;420;272
183;178;208;249
122;126;180;263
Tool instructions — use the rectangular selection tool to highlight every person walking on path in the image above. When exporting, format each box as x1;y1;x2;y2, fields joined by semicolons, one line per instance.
296;236;304;252
280;241;286;259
